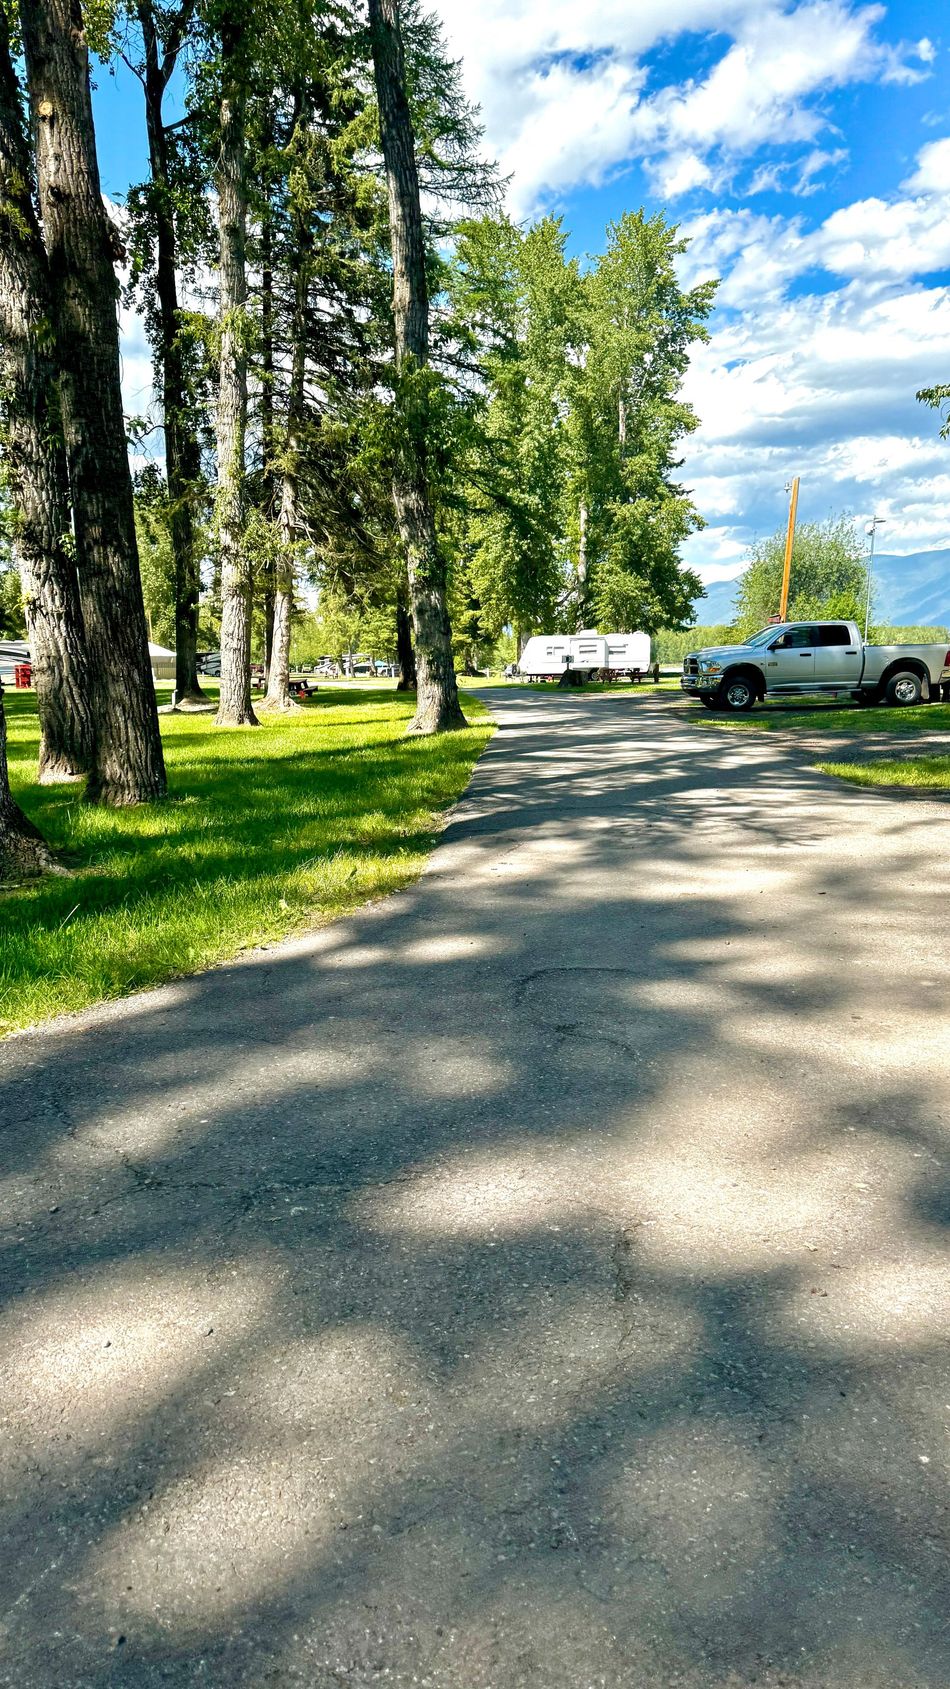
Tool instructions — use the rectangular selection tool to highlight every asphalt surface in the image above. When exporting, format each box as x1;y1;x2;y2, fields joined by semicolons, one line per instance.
1;689;948;1689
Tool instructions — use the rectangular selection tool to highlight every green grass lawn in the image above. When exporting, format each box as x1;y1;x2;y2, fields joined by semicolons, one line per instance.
694;700;950;735
1;686;492;1035
816;755;950;792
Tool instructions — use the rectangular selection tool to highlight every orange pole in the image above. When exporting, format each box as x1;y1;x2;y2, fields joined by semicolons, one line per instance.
779;477;799;620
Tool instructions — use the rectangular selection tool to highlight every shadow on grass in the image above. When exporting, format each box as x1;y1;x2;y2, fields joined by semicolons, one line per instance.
0;692;492;1029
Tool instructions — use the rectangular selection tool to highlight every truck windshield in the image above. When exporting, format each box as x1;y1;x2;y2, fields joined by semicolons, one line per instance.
746;627;783;646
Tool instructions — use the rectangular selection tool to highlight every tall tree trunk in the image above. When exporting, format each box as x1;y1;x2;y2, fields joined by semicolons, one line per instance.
214;16;256;726
259;190;276;688
368;0;465;735
137;0;203;706
395;586;415;690
577;498;588;623
0;8;92;782
262;101;307;714
0;691;60;878
20;0;167;804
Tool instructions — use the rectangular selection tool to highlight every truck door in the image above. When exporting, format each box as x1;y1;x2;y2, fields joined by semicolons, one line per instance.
766;625;816;690
813;622;862;687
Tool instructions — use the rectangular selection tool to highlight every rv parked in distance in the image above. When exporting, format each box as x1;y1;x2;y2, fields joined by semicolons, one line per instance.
518;631;651;681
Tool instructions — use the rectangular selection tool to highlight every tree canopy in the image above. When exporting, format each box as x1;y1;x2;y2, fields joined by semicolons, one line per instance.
731;516;869;638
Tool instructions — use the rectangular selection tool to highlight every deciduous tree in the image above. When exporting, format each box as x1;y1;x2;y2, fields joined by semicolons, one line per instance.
732;516;868;638
568;211;715;635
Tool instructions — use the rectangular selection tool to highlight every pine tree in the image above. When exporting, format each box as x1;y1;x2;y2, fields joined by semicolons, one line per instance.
20;0;167;802
0;5;93;781
213;4;257;725
127;0;207;705
368;0;465;734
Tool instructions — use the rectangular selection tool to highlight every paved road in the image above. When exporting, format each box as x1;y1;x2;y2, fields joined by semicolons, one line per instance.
2;690;948;1689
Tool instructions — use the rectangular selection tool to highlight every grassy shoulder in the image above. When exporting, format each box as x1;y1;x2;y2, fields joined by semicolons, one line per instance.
816;756;950;792
694;700;950;735
1;686;492;1035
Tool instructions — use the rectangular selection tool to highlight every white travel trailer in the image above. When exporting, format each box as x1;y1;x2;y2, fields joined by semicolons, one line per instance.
518;630;651;680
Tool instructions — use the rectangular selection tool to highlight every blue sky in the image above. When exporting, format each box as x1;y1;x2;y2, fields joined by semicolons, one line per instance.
94;0;950;584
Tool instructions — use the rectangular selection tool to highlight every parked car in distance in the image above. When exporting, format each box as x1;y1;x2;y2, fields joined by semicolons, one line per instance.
682;620;950;712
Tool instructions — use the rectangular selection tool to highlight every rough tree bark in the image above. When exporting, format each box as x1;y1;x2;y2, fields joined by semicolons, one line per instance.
259;188;276;687
0;690;60;878
0;8;92;782
20;0;166;803
137;0;204;705
214;14;256;726
395;585;415;690
367;0;465;734
262;97;307;714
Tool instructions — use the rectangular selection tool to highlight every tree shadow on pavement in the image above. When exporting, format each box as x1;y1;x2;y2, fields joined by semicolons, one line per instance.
0;691;948;1688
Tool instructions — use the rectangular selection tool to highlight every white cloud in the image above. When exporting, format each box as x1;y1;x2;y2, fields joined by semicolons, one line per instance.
905;135;950;195
433;0;932;212
654;150;716;198
679;131;950;312
679;276;950;578
793;146;849;195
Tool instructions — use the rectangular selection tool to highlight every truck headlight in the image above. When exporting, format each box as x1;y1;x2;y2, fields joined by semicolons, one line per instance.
700;661;722;674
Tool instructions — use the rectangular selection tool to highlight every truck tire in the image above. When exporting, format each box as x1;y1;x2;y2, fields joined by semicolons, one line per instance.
720;673;756;712
885;670;923;707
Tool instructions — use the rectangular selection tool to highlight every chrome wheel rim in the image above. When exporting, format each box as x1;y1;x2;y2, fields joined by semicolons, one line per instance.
893;677;918;704
726;682;750;707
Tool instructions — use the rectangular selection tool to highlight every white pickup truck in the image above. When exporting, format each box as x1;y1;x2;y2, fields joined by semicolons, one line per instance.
681;619;950;713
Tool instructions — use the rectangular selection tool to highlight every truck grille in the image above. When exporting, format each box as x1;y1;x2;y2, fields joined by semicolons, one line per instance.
684;658;699;675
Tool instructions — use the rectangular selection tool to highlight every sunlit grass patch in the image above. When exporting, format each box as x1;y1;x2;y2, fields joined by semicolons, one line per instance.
1;687;492;1034
694;701;950;734
816;755;950;792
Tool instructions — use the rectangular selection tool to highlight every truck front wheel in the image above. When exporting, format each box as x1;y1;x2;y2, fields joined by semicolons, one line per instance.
885;670;923;707
720;674;757;712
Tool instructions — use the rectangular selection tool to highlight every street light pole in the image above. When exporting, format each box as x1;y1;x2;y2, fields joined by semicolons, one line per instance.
863;516;885;644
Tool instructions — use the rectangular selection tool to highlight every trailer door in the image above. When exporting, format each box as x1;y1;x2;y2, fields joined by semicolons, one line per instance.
570;636;607;670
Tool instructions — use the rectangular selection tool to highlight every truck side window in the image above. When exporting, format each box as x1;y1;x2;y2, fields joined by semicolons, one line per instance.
773;626;814;649
817;624;851;645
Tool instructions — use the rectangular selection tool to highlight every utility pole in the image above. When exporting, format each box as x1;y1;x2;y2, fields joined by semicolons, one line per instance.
778;477;800;620
863;516;885;643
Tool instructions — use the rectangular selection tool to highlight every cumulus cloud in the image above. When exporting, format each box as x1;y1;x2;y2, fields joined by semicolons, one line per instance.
904;135;950;195
679;274;950;576
433;0;932;213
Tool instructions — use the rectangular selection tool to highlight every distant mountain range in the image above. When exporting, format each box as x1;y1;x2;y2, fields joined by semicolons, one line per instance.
695;549;950;630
